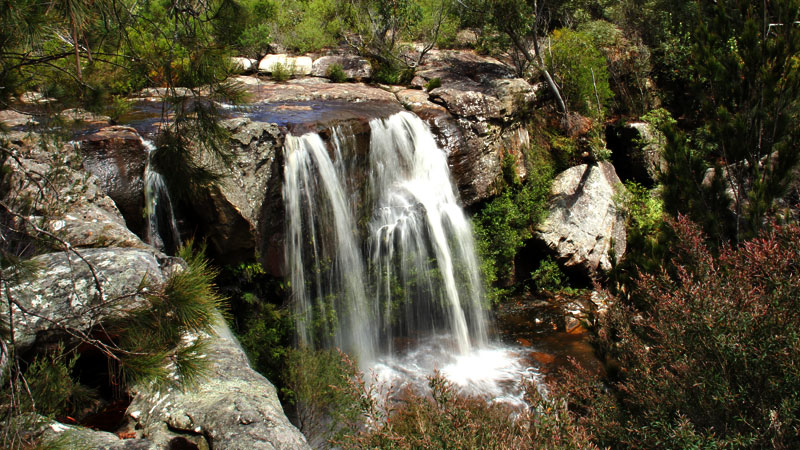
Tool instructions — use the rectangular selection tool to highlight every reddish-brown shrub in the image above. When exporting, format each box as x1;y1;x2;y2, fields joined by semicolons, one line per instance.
563;216;800;449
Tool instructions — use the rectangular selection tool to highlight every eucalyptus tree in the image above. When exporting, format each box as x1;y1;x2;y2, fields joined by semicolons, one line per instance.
459;0;568;115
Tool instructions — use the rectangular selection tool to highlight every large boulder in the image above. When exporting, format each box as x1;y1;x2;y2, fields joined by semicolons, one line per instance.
5;248;167;351
80;126;149;234
312;55;373;81
535;162;627;277
2;134;149;250
231;57;259;74
127;326;310;450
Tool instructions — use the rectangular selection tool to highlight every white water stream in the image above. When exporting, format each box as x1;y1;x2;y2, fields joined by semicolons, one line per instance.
283;112;535;403
142;138;181;253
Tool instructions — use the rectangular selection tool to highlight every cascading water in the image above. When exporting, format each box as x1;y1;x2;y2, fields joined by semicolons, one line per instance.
368;113;488;355
142;139;181;254
284;111;532;401
284;131;376;363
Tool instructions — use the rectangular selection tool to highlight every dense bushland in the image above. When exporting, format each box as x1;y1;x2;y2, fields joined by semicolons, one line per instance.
566;217;800;448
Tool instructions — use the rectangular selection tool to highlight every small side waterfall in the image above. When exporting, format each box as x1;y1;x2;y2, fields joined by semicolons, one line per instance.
283;112;488;364
142;139;181;253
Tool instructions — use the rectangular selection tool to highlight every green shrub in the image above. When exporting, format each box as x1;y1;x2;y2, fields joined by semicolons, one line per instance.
617;181;664;238
283;348;359;444
547;28;614;118
238;23;273;60
579;20;654;115
326;63;347;83
425;77;442;91
270;62;292;81
372;61;415;85
237;301;292;384
473;153;553;303
16;345;96;419
270;0;342;53
530;256;565;293
107;95;132;124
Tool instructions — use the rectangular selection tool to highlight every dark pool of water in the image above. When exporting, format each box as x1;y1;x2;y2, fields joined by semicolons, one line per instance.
495;293;603;383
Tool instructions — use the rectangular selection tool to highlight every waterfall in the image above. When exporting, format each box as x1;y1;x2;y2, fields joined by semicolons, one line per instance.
283;111;488;363
142;139;181;254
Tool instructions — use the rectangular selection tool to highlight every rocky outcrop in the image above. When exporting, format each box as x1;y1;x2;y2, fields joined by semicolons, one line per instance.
58;108;111;125
236;75;399;106
396;85;532;205
38;420;158;450
312;55;373;81
608;121;666;184
6;248;166;351
128;326;310;450
194;118;284;266
80;126;149;234
396;50;537;205
535;162;627;277
0;109;38;127
415;50;534;121
6;245;307;450
2;134;149;250
232;57;259;74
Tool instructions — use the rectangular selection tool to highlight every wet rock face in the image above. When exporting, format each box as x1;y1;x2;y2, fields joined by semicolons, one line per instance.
6;248;166;351
396;87;532;205
128;327;310;450
535;162;627;277
193;118;284;266
80;126;148;234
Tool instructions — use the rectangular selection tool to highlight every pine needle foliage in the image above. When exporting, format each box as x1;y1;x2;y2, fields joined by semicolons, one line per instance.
111;240;227;391
662;0;800;243
21;344;96;419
